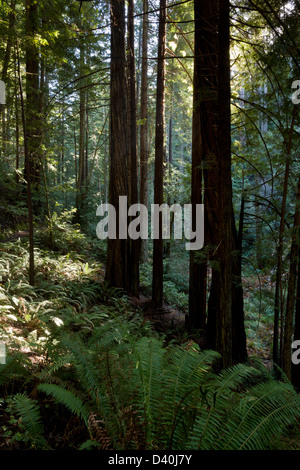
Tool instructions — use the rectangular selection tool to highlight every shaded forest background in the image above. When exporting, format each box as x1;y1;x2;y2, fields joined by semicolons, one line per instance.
0;0;300;451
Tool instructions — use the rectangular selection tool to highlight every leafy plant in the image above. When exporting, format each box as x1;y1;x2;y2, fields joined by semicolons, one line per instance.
7;393;46;449
36;322;300;450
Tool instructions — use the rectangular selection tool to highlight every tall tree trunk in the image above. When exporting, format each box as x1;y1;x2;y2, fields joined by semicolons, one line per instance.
14;48;20;181
105;0;129;290
61;97;65;184
283;175;300;380
17;49;34;286
1;0;16;159
74;128;78;187
187;0;208;332
215;0;233;368
1;0;16;82
104;105;108;204
139;0;149;264
231;204;248;363
152;0;166;309
85;92;88;185
292;252;300;390
127;0;139;297
25;0;40;191
192;0;245;368
273;109;296;367
165;110;174;261
255;177;264;269
75;40;86;224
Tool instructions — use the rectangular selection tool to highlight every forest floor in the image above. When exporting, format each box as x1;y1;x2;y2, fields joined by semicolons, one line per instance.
0;230;274;364
0;226;295;450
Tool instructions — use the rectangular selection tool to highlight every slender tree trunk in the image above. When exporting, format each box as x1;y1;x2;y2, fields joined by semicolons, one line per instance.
127;0;139;297
104;105;108;204
25;0;40;191
1;0;16;159
85;92;88;184
231;204;248;363
283;175;300;380
17;49;34;286
14;49;20;181
1;0;16;82
255;177;264;269
273;109;296;367
79;44;85;189
15;96;19;178
139;0;149;264
292;253;300;389
74;128;78;187
166;113;173;260
152;0;166;309
75;40;86;224
61;97;65;184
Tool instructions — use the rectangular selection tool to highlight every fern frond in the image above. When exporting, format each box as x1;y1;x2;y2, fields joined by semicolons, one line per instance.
37;383;90;424
129;337;166;448
223;380;300;450
12;393;45;448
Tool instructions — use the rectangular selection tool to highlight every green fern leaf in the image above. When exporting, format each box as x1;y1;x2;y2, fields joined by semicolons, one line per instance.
37;383;90;424
12;393;45;448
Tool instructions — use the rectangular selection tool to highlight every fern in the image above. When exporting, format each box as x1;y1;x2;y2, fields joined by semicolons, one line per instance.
38;333;129;449
222;380;300;450
35;319;300;451
186;369;300;450
37;383;90;424
11;393;46;448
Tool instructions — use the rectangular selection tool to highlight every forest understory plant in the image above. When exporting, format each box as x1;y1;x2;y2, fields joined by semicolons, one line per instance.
35;331;300;450
0;230;300;450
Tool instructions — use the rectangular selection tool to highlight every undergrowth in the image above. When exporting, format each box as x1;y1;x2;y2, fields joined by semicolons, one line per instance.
0;222;300;450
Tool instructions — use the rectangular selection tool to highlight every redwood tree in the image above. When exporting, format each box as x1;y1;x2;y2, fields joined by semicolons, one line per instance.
25;0;40;190
152;0;166;309
127;0;139;297
190;0;247;367
187;0;208;332
139;0;149;264
105;0;129;290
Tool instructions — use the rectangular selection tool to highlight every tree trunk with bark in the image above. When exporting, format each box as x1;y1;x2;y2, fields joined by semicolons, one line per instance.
25;0;40;191
139;0;149;264
283;175;300;380
292;253;300;390
191;0;247;367
273;109;296;367
187;0;209;332
127;0;139;297
105;0;129;291
152;0;166;309
17;49;34;286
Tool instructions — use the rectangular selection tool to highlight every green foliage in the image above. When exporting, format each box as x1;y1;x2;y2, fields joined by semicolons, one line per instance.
7;393;46;449
37;326;300;450
1;235;300;450
37;384;89;424
140;261;188;311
